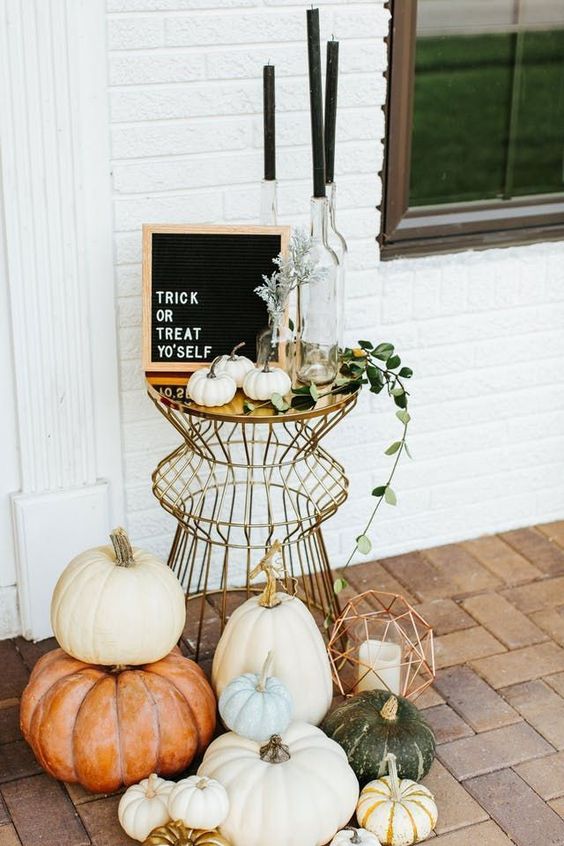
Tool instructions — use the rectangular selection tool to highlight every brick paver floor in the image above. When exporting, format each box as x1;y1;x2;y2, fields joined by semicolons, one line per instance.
2;521;564;845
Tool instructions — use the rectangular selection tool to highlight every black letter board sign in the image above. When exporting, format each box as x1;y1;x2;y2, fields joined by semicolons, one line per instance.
143;224;290;372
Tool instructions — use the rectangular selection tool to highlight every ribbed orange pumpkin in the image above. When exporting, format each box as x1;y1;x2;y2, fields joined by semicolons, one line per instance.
20;647;216;793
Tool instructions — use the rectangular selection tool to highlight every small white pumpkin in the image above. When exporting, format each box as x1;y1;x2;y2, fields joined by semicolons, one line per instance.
118;773;174;842
214;341;254;388
331;827;381;846
218;651;293;742
188;357;237;407
242;362;291;401
167;775;230;830
198;723;359;846
212;542;333;725
51;528;186;666
357;754;437;846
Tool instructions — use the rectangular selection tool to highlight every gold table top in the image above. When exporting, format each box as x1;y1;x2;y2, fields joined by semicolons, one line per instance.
146;373;359;424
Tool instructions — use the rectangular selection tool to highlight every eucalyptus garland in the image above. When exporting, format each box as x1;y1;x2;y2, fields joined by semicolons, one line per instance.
243;338;413;604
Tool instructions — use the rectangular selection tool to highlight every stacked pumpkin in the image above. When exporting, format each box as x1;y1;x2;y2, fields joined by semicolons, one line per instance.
198;541;360;846
20;528;216;794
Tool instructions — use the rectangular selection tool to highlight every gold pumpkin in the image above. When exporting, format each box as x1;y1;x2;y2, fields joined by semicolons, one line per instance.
144;821;231;846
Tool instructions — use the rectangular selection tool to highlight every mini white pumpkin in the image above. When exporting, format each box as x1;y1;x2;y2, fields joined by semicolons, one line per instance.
331;827;381;846
214;342;254;388
198;723;359;846
51;528;186;666
218;651;293;742
118;773;174;842
357;754;437;846
167;775;230;831
242;362;291;401
188;357;237;407
212;542;333;725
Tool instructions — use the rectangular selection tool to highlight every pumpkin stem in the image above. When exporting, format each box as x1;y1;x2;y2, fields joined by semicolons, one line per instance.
345;828;361;844
110;528;135;568
257;651;274;691
229;341;245;360
385;752;402;802
145;773;159;798
208;355;223;379
250;541;284;608
195;777;209;790
380;695;399;722
259;734;291;764
109;664;129;673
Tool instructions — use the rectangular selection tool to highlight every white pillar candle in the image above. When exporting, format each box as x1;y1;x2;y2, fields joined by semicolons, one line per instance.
356;639;402;694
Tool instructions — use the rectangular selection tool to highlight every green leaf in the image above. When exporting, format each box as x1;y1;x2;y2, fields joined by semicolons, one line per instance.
387;355;401;369
396;409;411;424
356;534;372;555
309;383;320;401
333;577;348;594
399;366;413;378
271;393;290;412
337;380;362;395
391;386;405;397
367;365;383;387
385;441;402;455
292;384;312;395
243;401;256;414
385;486;397;506
372;485;387;497
404;442;413;459
358;340;373;350
291;394;316;411
394;392;408;409
323;613;333;630
373;342;394;361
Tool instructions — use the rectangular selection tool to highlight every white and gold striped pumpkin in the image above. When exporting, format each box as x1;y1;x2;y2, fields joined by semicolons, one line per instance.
356;754;437;846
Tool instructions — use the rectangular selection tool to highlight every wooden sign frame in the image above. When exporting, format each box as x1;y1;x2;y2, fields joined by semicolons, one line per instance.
142;224;290;373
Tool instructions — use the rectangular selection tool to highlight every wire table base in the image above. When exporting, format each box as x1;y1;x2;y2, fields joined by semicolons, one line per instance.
147;377;358;659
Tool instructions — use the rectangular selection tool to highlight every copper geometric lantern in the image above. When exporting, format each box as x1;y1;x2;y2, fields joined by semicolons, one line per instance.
327;590;435;701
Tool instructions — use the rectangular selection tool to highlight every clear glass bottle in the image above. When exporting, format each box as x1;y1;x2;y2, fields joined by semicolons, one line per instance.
260;179;278;226
327;181;348;348
295;197;339;386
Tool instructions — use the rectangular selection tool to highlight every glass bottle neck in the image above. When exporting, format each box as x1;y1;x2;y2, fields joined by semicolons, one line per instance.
310;196;330;241
260;179;278;226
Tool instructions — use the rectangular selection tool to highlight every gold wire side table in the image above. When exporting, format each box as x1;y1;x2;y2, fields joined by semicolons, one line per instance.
146;375;358;658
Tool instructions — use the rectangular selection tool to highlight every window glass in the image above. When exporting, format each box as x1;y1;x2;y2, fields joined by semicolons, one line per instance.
409;0;564;207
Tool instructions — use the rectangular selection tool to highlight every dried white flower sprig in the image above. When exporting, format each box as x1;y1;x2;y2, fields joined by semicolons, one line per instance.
255;228;327;320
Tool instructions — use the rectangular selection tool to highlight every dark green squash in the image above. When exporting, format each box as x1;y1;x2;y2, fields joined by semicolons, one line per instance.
321;691;435;785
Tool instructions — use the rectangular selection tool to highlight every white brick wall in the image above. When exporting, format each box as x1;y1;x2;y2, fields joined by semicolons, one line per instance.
107;0;564;567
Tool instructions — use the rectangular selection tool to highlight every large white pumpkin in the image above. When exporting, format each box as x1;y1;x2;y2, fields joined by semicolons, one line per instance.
212;546;332;725
51;528;186;666
198;723;359;846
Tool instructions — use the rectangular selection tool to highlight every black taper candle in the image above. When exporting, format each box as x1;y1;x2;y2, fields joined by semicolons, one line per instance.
263;64;276;181
325;38;339;184
306;8;326;198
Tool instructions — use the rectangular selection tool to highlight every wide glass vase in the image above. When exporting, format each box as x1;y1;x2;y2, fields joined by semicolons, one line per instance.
256;309;295;378
327;182;348;348
295;197;339;385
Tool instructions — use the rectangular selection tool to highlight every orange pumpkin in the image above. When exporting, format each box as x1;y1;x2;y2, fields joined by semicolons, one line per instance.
20;647;216;793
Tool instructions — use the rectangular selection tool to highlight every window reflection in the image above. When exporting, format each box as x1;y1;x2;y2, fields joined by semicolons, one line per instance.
410;0;564;206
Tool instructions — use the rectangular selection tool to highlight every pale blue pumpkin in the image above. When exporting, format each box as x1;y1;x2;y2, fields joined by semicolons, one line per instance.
218;652;293;742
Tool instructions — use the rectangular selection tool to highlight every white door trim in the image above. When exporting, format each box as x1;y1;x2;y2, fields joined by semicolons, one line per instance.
0;0;124;639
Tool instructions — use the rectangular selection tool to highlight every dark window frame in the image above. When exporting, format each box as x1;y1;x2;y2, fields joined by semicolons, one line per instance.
379;0;564;260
